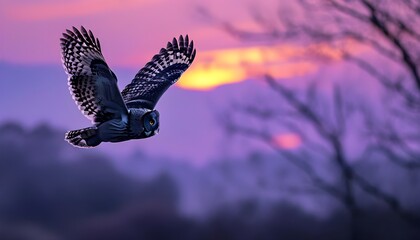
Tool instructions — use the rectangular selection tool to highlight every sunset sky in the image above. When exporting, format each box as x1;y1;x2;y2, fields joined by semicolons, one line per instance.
0;0;356;89
0;0;375;164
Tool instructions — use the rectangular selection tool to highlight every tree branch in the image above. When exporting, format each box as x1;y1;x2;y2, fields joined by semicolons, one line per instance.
360;0;420;91
353;172;420;226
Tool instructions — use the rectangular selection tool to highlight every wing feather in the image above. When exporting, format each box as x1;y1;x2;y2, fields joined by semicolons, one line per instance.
121;35;196;109
61;26;127;123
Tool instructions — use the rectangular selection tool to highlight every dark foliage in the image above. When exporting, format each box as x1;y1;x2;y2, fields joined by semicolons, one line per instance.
0;122;419;240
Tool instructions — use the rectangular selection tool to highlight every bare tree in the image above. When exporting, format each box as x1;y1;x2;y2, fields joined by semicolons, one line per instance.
202;0;420;239
223;77;420;239
212;0;420;168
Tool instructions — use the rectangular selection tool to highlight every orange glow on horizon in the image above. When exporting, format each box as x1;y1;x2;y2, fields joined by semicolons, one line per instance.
178;65;246;90
272;133;302;149
177;41;362;90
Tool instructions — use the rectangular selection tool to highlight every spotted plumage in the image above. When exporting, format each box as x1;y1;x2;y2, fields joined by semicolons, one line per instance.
60;26;196;148
122;35;196;109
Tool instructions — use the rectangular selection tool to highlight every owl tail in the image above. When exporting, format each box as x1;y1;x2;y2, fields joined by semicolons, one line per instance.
65;127;101;148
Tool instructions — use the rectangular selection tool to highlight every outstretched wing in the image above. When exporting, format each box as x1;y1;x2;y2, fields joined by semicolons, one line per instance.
121;35;196;109
61;26;128;124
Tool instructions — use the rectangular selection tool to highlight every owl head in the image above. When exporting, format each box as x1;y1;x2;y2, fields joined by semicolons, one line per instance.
141;110;160;138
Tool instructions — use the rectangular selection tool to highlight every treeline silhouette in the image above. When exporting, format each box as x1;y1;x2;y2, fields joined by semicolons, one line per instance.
0;122;418;240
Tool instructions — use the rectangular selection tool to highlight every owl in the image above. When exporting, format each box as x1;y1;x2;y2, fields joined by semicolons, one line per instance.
60;26;196;147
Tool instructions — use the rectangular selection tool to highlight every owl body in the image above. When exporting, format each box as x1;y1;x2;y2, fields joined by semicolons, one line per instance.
126;108;160;140
60;27;195;148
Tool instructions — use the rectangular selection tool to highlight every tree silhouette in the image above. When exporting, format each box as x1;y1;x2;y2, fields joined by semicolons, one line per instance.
202;1;420;239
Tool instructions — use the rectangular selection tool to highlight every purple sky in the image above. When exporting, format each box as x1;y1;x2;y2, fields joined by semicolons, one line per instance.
0;0;387;164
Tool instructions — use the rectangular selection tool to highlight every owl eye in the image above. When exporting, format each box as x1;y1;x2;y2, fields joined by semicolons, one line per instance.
149;119;155;126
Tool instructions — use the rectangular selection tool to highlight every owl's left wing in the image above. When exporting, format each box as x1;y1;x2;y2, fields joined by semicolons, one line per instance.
121;35;196;109
61;26;128;124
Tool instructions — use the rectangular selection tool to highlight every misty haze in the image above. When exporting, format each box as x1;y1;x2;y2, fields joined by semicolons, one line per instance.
1;0;420;240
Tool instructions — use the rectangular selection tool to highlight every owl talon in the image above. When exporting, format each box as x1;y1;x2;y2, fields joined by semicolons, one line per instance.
65;127;100;148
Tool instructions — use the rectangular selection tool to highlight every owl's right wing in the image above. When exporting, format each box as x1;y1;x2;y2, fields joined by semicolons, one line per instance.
61;26;128;124
121;35;196;109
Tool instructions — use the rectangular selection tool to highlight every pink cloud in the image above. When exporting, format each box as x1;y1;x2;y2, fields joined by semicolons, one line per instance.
6;0;156;21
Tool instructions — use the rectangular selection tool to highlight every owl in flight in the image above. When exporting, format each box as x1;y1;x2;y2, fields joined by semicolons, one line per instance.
60;26;196;147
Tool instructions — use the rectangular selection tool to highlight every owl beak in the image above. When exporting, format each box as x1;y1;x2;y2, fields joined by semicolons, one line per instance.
144;131;152;137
